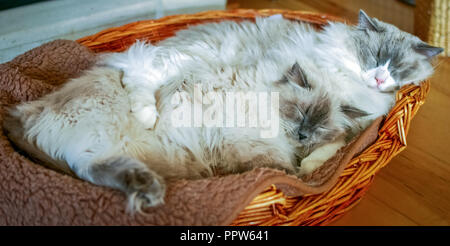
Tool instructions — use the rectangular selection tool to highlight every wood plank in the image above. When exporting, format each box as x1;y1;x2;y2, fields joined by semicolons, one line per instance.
330;191;418;226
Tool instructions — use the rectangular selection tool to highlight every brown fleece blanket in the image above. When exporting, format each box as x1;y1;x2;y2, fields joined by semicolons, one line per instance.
0;40;382;225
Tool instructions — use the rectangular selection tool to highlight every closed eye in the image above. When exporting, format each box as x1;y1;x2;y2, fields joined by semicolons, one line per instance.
317;126;331;131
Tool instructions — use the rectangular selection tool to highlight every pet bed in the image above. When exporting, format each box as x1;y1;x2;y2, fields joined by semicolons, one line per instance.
0;9;430;225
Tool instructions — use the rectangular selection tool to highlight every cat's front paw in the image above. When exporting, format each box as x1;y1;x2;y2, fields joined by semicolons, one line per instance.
120;166;166;212
298;158;325;176
132;104;159;130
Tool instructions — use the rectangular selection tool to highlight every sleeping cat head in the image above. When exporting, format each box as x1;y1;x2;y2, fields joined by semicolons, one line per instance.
353;10;443;91
276;62;368;149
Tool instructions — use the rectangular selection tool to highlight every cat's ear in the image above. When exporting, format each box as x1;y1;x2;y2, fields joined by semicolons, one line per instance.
358;10;379;32
340;105;369;119
414;43;444;59
286;62;311;89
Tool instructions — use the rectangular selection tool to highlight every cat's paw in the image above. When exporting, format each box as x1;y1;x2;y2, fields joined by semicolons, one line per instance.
298;158;325;176
120;166;166;212
132;104;159;130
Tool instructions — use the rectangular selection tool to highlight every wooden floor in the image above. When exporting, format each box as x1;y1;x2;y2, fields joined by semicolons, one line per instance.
227;0;450;226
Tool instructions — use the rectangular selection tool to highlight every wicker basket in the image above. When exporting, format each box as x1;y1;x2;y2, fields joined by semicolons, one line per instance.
77;9;430;226
415;0;449;57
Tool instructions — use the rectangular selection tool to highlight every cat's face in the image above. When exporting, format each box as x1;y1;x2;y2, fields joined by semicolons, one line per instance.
276;63;367;148
355;10;443;91
280;92;340;147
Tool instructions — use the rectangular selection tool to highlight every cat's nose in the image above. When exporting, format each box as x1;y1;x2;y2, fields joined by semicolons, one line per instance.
375;67;390;85
298;132;307;141
375;77;385;85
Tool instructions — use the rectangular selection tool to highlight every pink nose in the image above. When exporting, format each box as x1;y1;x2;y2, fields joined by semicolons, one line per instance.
376;77;385;85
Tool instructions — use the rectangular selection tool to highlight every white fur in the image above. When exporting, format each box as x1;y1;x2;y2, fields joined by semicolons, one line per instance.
300;136;346;176
5;16;436;210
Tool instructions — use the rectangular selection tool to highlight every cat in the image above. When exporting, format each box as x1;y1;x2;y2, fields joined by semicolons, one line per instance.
295;10;443;171
97;10;441;134
306;10;442;124
3;58;364;212
3;10;442;212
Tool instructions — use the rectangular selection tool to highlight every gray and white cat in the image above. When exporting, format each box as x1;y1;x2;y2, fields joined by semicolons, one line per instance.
3;10;442;211
4;60;361;211
294;10;442;169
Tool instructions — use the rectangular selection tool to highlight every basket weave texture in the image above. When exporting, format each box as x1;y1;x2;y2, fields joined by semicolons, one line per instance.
415;0;449;57
77;9;430;226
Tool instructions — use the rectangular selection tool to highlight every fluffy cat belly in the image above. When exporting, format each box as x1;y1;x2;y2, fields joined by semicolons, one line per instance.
154;82;299;177
5;62;301;211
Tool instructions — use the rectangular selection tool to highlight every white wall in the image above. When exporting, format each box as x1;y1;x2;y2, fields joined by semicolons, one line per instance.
0;0;227;63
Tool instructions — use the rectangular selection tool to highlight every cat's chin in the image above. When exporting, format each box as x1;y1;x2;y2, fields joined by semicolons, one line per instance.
364;77;398;92
377;83;398;92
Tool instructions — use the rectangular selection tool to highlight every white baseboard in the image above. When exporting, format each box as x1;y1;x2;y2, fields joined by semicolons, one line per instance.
0;0;226;63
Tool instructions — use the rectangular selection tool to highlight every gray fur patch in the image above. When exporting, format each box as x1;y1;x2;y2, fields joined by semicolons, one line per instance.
285;62;311;89
304;95;331;127
340;104;369;119
358;10;379;32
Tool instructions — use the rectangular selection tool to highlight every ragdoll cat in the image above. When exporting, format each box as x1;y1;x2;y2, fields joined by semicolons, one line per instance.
3;10;442;211
304;10;442;123
293;10;443;170
4;58;363;211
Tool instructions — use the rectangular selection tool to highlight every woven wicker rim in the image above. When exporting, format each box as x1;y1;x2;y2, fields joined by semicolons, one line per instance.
77;9;430;226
